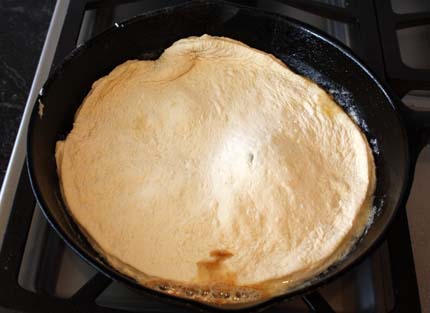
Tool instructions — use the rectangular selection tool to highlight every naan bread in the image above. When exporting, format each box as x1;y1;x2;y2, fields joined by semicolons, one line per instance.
56;35;375;305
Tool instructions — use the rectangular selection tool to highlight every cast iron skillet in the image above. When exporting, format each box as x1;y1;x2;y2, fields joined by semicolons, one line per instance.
27;1;430;311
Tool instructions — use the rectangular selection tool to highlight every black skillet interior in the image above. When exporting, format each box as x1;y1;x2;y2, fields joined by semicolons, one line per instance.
27;1;410;311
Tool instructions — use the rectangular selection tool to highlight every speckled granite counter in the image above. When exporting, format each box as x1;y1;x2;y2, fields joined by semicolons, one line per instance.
0;0;55;186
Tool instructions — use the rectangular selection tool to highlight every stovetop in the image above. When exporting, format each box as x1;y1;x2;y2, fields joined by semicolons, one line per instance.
0;0;429;312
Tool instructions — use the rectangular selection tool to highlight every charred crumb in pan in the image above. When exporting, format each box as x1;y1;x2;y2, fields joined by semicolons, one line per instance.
38;99;44;119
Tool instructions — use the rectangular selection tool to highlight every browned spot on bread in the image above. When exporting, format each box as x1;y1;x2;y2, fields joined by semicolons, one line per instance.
196;249;237;284
210;249;233;259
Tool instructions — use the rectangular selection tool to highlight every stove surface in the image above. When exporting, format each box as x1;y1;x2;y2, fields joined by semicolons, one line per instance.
0;0;429;312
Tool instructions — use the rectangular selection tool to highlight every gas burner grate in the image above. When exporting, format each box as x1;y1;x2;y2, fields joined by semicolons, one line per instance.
375;0;430;97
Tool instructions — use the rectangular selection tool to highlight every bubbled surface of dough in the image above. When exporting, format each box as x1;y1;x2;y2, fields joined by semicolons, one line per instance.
56;35;376;302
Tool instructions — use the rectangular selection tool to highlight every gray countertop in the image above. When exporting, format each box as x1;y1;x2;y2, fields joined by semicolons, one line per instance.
0;0;55;186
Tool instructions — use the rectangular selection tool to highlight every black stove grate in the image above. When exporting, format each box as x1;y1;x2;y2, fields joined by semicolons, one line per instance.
0;0;427;312
374;0;430;97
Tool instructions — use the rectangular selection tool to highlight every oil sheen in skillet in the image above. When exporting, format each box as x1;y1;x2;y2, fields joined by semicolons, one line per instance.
55;35;376;305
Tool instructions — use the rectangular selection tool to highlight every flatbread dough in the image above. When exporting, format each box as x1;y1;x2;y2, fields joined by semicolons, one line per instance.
56;35;375;305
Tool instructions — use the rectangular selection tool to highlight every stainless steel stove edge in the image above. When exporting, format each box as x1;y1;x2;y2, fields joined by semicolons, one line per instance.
0;0;70;247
